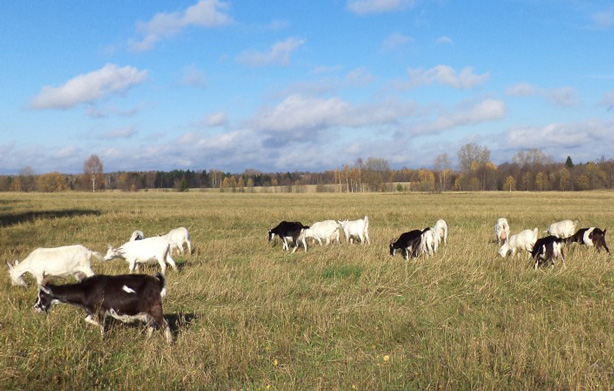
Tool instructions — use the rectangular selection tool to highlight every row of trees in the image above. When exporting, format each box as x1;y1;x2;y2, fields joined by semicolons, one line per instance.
3;147;614;193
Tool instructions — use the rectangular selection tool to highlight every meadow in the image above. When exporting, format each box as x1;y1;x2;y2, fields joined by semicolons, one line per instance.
1;190;614;391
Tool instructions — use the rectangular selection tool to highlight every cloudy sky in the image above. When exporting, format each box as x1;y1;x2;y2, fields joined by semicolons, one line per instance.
2;0;614;174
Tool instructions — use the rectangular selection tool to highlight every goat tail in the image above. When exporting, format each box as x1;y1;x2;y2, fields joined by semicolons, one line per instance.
155;272;167;300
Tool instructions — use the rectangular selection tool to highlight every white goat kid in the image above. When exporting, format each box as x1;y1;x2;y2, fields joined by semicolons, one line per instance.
498;228;538;258
494;218;510;245
338;216;370;244
303;220;340;246
431;219;448;252
420;227;436;256
163;227;192;255
104;237;178;275
546;220;578;239
7;244;100;287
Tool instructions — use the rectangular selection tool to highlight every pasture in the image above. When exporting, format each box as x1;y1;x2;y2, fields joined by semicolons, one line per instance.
1;190;614;390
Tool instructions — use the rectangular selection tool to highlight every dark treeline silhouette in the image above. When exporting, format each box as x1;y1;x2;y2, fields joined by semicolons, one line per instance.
2;149;614;193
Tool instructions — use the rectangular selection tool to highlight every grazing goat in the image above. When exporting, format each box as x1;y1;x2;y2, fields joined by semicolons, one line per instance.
7;245;100;287
566;227;610;253
498;228;538;258
104;237;177;275
338;216;370;245
546;220;578;239
390;229;424;260
420;227;436;256
531;235;566;269
432;219;448;251
494;218;510;245
33;273;172;343
303;220;340;246
268;221;309;253
130;230;145;241
163;227;192;255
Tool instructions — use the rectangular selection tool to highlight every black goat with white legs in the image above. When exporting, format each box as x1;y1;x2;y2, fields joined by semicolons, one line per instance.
268;221;310;253
33;273;172;343
531;235;566;270
566;227;610;254
389;229;425;260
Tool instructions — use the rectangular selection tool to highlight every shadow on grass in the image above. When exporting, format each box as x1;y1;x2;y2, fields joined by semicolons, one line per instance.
0;209;101;228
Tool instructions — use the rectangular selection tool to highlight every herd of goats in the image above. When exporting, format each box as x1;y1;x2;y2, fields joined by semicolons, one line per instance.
268;216;610;271
5;217;609;343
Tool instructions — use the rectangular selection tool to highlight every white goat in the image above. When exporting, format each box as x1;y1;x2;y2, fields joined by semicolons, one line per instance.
104;237;178;275
498;228;538;258
303;220;340;246
162;227;192;255
494;218;510;245
7;245;100;287
546;220;578;239
420;227;436;256
431;219;448;252
338;216;370;244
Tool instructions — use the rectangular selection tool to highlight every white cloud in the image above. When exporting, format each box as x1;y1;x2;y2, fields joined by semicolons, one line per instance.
407;65;490;89
204;111;228;127
179;65;207;88
100;126;138;140
505;82;539;96
250;94;415;137
30;64;148;110
506;82;579;107
601;90;614;110
503;120;614;150
382;33;413;51
593;9;614;30
436;36;453;45
411;98;505;135
236;37;305;67
347;0;415;15
128;0;233;51
54;146;80;159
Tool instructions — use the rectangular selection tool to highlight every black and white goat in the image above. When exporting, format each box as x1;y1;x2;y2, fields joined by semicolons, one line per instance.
531;235;566;270
389;229;426;260
566;227;610;254
268;221;309;253
33;273;172;343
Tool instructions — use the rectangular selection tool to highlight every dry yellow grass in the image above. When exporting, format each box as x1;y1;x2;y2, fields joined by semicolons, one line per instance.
1;191;614;390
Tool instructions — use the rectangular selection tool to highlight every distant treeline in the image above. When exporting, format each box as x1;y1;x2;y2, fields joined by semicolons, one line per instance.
2;156;614;193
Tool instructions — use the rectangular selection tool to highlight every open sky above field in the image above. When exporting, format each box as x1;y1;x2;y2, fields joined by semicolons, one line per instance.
1;0;614;174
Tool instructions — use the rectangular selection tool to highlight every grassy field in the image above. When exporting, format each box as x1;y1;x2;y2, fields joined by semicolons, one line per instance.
1;190;614;390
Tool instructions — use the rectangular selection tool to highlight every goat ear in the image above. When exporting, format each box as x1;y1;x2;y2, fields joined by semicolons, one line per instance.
6;261;12;270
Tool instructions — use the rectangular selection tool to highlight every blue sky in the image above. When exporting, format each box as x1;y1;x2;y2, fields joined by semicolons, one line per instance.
1;0;613;174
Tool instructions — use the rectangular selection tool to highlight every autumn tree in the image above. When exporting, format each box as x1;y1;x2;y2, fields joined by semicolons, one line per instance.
83;155;104;192
15;166;36;192
513;149;554;168
37;172;67;192
433;153;452;191
362;157;391;192
504;175;516;192
457;143;490;172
